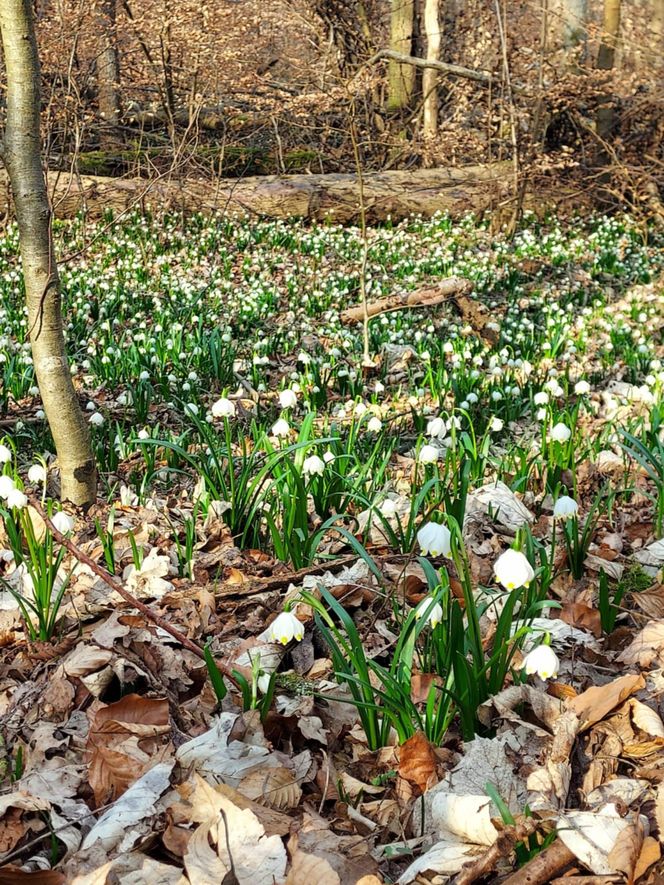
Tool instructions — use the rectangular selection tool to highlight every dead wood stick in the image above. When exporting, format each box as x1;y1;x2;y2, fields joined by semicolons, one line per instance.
550;877;622;884
339;277;472;324
28;497;243;689
455;819;539;885
499;840;577;885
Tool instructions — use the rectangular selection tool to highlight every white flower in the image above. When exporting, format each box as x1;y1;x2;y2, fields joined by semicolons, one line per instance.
302;455;325;477
138;429;150;440
415;597;443;628
52;511;75;534
489;417;504;432
27;464;47;484
374;381;385;394
494;549;535;590
549;422;571;443
268;611;304;645
0;475;16;499
6;488;27;510
418;444;439;464
427;417;446;438
279;389;297;409
211;397;235;418
417;521;451;557
323;450;335;464
522;644;559;680
367;416;382;433
536;408;547;421
271;418;290;437
354;402;368;417
0;445;11;464
89;412;104;426
534;392;549;406
380;498;398;517
574;380;590;395
553;495;578;520
185;403;199;416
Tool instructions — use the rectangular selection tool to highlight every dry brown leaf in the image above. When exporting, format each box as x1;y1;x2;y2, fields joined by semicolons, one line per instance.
566;674;646;731
398;731;438;794
239;766;302;810
411;673;441;704
607;816;643;884
87;694;171;805
618;620;664;668
286;849;341;885
560;602;602;638
654;782;664;840
0;870;65;884
634;836;661;880
626;699;664;737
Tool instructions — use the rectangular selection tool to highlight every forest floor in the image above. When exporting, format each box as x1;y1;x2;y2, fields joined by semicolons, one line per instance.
0;209;664;884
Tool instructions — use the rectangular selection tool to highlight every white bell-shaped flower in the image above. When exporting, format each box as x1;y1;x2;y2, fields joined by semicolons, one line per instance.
302;455;325;477
417;521;452;557
0;475;16;499
28;464;47;484
6;488;27;510
522;644;559;680
553;495;578;520
0;445;11;464
549;422;571;443
268;611;304;645
211;397;235;419
493;549;535;590
279;389;298;409
52;511;75;535
418;444;439;464
271;418;290;437
415;597;443;628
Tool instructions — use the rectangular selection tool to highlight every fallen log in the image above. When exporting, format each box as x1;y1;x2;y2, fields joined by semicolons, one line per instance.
0;163;512;223
339;276;472;323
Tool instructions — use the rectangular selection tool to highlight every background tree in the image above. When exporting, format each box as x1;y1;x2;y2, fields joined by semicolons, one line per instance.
0;0;97;506
96;0;122;146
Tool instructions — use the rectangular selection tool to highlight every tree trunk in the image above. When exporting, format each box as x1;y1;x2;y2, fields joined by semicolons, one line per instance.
0;161;579;223
97;0;122;145
548;0;588;68
0;0;97;506
597;0;621;70
422;0;441;143
387;0;416;110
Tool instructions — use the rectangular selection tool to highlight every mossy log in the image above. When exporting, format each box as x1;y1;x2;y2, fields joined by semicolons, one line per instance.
0;162;522;223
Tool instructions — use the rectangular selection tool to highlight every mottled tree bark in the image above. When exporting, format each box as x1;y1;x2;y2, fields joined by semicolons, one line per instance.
387;0;416;110
0;0;97;505
97;0;122;144
422;0;441;143
596;0;621;142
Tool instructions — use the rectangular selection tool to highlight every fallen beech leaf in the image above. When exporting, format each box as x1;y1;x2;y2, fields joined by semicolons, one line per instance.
607;816;643;884
399;731;437;794
0;870;65;884
560;602;602;638
567;674;646;730
239;766;302;810
618;620;664;668
286;849;341;885
627;698;664;738
411;673;441;704
634;836;660;880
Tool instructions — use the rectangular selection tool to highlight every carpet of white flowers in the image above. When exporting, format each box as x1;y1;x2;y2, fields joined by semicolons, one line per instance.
0;210;664;883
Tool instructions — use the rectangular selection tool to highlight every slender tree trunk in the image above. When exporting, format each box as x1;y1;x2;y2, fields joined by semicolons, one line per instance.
422;0;441;143
387;0;416;110
596;0;621;143
548;0;588;69
0;0;97;506
97;0;122;145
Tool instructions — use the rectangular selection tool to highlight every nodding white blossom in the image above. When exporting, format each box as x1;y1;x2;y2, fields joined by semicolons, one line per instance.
0;445;11;464
418;444;439;464
415;597;443;628
279;389;298;409
380;498;398;517
489;417;504;432
323;450;335;464
494;549;535;590
6;488;27;510
211;397;235;419
185;403;199;417
374;381;385;394
271;418;290;437
549;422;572;443
427;417;446;438
417;521;452;557
27;464;47;484
138;429;150;440
89;412;104;426
574;380;591;395
536;408;547;421
302;455;325;477
354;402;368;417
553;495;578;520
522;644;559;680
51;511;75;534
268;611;304;645
0;475;16;499
367;416;382;433
534;392;549;406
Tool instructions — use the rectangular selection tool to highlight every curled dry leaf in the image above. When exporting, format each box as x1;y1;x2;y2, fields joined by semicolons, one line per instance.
618;620;664;668
286;849;341;885
398;731;438;794
566;674;646;731
607;815;644;884
239;766;302;810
